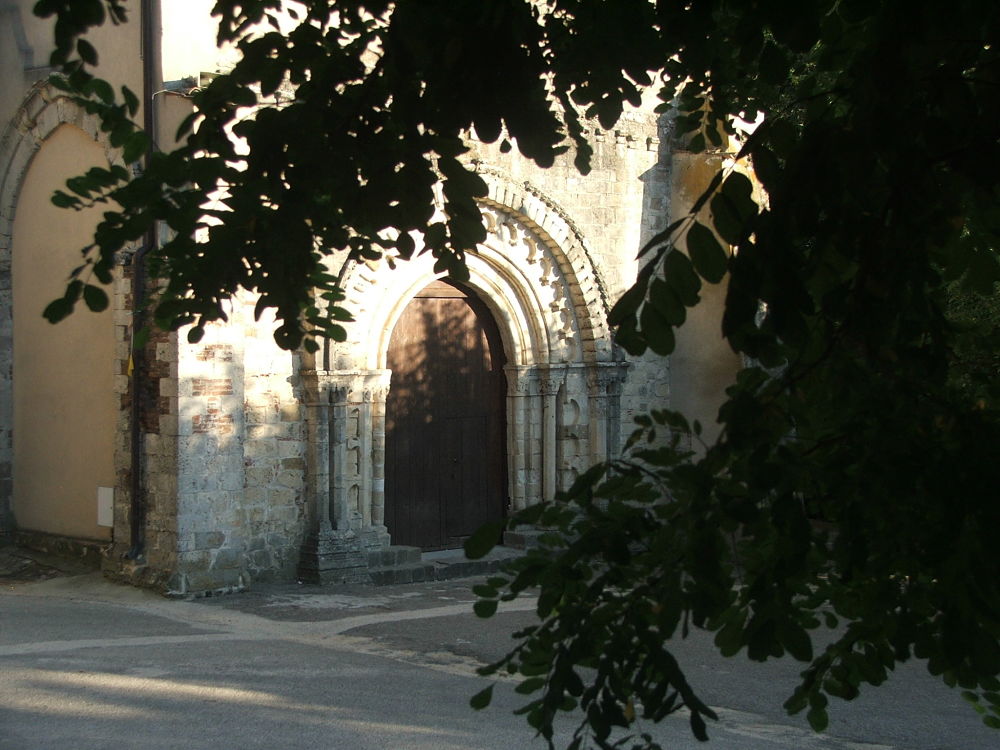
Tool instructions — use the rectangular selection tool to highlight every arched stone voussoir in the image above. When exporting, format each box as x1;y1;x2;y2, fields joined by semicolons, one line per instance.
333;249;546;371
2;84;127;258
476;169;614;360
332;172;616;371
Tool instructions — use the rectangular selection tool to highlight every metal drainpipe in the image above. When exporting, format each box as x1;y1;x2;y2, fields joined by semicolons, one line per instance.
126;0;157;560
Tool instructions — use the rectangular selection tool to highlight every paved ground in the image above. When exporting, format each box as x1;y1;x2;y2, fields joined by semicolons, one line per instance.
1;549;996;750
0;544;96;585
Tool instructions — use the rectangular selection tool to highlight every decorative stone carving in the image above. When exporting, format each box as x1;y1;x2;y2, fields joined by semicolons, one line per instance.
297;368;391;583
586;362;630;464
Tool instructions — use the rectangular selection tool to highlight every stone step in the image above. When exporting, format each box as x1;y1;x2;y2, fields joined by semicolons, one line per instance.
502;526;547;549
368;562;437;586
368;545;525;586
367;545;422;568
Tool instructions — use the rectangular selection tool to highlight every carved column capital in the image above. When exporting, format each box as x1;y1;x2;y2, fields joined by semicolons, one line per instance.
586;361;629;395
361;369;392;403
505;365;537;397
538;377;560;396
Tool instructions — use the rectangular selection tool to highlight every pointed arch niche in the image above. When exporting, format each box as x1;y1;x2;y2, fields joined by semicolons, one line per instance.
298;178;629;582
0;85;129;545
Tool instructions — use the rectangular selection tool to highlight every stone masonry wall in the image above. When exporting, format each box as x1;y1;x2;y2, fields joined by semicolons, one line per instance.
174;321;246;593
241;303;307;581
172;294;306;594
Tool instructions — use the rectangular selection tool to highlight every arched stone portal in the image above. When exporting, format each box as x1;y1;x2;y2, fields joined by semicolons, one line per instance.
384;280;507;550
298;181;629;582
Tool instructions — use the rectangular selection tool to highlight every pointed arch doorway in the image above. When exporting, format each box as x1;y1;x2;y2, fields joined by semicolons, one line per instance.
384;280;508;550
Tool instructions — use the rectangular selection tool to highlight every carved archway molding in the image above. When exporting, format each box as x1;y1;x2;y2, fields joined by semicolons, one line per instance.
298;176;629;583
477;165;614;360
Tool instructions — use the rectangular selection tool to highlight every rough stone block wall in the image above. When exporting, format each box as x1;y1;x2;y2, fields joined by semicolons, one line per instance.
173;294;306;594
175;322;246;594
241;304;306;582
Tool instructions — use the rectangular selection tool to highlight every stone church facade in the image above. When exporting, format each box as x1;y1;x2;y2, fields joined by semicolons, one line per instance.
0;1;739;594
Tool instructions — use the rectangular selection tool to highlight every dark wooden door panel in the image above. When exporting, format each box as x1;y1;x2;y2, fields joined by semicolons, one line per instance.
385;281;507;550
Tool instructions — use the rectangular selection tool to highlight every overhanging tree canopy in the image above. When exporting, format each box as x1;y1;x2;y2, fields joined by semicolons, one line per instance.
30;0;1000;746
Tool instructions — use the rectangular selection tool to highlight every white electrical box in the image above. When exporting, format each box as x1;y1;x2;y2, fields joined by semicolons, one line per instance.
97;487;114;527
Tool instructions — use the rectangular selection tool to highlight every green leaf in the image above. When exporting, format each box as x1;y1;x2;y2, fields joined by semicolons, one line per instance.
608;282;646;326
87;77;114;103
640;302;676;355
689;708;709;741
648;278;686;326
469;684;494;710
51;191;81;209
714;619;745;657
77;38;98;65
686;221;729;283
806;706;829;732
464;521;502;560
710;171;757;244
614;313;648;355
121;85;139;115
783;689;808;715
664;250;702;307
779;622;813;662
515;677;546;695
474;599;499;618
123;131;150;164
722;171;755;206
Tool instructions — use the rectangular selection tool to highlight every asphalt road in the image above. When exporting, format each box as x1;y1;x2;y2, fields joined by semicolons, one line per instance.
1;571;996;750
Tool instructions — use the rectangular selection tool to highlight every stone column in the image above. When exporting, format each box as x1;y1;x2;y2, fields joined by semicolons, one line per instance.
301;371;333;537
587;362;629;463
360;370;391;552
328;379;353;530
540;373;559;503
506;366;531;511
299;371;370;583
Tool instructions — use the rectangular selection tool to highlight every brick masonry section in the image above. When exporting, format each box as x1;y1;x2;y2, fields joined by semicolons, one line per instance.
192;378;235;397
192;412;235;435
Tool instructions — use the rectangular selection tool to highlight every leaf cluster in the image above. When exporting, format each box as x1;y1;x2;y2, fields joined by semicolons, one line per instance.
37;0;701;350
36;0;1000;745
468;0;1000;746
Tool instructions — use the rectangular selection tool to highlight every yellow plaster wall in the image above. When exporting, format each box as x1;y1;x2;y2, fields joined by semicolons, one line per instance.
2;0;143;109
11;124;116;540
669;152;744;443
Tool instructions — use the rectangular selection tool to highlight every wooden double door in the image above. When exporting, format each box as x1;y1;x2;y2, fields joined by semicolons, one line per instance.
384;280;508;550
